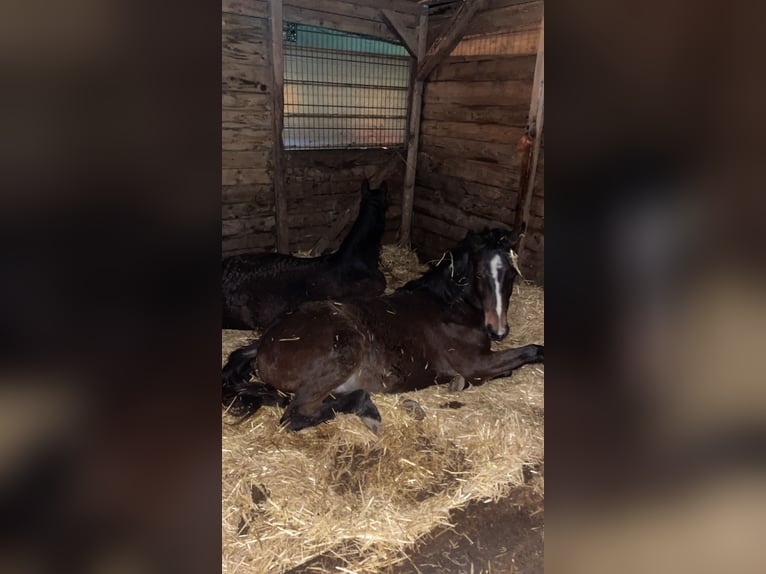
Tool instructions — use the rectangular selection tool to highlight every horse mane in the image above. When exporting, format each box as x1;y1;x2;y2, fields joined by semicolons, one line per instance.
331;183;387;269
222;252;327;282
398;228;516;306
398;241;473;306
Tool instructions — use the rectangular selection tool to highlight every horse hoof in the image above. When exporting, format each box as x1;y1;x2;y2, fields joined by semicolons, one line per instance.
402;399;426;421
361;416;380;434
449;375;466;392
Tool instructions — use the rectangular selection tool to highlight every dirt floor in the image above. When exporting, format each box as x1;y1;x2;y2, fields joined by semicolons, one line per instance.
284;483;544;574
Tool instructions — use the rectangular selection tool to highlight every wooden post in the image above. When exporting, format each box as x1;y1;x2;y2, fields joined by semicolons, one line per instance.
517;17;544;259
399;5;428;248
269;0;289;253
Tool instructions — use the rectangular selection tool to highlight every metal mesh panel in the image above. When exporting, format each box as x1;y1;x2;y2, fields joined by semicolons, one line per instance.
283;23;411;150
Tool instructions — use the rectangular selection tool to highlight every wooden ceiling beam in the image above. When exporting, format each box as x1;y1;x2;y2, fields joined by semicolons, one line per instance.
416;0;487;81
380;9;419;57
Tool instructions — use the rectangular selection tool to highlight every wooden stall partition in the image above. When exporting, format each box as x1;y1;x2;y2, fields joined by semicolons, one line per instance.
412;0;544;273
222;0;277;256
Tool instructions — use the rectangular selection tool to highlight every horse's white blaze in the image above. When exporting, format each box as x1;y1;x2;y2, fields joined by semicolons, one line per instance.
333;372;359;394
490;254;504;328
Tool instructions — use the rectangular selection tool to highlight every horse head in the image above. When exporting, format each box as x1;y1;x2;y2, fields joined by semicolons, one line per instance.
465;227;524;341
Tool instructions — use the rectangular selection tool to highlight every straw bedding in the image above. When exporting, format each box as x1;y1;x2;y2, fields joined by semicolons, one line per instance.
222;245;544;573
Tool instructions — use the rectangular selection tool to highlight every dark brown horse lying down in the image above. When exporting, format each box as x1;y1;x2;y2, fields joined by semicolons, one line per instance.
222;179;388;330
222;228;543;432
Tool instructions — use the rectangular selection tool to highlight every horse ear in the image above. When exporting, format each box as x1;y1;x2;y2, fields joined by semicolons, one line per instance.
361;179;370;193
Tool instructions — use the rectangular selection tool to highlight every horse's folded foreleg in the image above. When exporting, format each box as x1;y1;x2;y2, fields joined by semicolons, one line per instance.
458;344;543;382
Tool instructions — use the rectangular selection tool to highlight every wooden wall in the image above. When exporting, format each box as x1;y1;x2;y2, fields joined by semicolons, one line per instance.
412;0;544;276
222;0;545;283
222;0;275;256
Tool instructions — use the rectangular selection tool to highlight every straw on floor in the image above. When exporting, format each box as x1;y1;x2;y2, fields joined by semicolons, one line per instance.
222;244;544;573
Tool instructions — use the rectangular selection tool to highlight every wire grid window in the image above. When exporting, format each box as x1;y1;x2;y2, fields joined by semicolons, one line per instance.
283;23;411;150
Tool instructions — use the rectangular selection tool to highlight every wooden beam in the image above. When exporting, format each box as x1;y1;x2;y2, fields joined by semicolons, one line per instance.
312;204;355;255
369;152;402;189
399;6;429;248
416;0;487;81
269;0;289;253
517;17;544;260
380;9;418;57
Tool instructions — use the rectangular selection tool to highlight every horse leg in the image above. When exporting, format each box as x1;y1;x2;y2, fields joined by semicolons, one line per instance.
280;389;381;433
457;344;544;382
329;390;381;434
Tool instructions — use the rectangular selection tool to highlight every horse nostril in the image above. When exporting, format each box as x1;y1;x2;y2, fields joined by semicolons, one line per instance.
486;326;502;341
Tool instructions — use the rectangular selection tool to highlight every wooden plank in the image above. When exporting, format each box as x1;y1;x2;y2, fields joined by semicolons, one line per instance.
222;109;273;131
417;151;519;189
285;148;399;169
422;102;529;127
222;215;277;237
222;91;272;111
222;128;273;151
466;1;542;36
283;4;398;41
311;204;356;254
222;168;272;186
222;184;274;205
424;79;532;107
285;164;376;181
399;5;428;248
222;149;273;168
222;38;268;63
421;120;524;144
420;133;515;164
414;194;512;232
369;152;403;188
429;54;535;82
415;184;516;224
451;28;538;57
381;9;418;57
338;0;422;15
285;0;417;27
411;212;466;242
222;202;275;219
270;0;289;252
223;0;269;19
417;0;487;81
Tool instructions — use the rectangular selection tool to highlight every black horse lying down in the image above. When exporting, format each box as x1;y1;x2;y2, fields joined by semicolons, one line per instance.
222;228;544;432
222;179;388;330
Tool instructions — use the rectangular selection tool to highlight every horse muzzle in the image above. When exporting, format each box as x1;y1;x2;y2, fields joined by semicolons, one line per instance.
486;324;508;341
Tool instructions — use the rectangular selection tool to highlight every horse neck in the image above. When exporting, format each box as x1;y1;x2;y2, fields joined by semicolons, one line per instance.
333;200;384;265
400;260;477;311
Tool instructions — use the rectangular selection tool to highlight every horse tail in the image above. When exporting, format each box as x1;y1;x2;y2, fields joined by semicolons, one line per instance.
222;341;288;419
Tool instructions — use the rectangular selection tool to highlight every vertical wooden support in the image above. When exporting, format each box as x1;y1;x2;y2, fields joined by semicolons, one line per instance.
269;0;288;252
517;17;544;259
399;6;428;248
